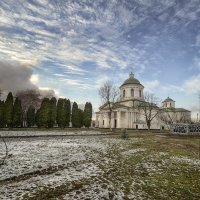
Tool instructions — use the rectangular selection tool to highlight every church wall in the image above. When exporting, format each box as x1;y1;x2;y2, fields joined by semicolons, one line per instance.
176;112;191;123
120;85;144;101
96;109;170;130
120;111;128;128
96;112;109;128
162;101;175;108
120;101;133;107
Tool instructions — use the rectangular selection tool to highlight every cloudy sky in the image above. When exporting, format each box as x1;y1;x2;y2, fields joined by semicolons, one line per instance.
0;0;200;115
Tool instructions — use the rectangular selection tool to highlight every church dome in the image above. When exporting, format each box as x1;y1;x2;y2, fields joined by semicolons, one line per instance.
120;72;143;87
162;97;175;103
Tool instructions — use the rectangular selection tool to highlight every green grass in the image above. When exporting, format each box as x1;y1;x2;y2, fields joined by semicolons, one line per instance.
97;135;200;199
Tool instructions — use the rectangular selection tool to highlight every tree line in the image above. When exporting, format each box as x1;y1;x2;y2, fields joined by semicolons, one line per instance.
0;91;92;128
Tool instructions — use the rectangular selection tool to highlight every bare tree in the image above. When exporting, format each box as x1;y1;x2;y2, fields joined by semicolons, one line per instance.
136;93;162;130
159;108;178;130
98;81;119;130
0;135;21;166
16;89;41;127
177;112;191;124
160;108;191;130
0;135;9;166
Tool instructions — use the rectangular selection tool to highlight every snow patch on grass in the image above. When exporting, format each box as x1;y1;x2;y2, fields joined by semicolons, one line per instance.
0;130;106;137
171;156;200;166
121;148;146;155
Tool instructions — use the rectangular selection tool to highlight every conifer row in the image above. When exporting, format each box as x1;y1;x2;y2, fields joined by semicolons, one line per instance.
0;92;92;128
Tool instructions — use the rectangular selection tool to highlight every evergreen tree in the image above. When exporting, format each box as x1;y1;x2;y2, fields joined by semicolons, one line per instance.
38;98;50;128
35;109;40;127
56;98;63;128
83;102;92;128
71;102;78;127
56;98;71;128
88;102;93;119
48;97;57;128
27;106;35;127
0;100;5;127
66;99;71;127
77;108;84;128
61;99;67;128
13;97;22;127
4;92;13;127
72;102;83;128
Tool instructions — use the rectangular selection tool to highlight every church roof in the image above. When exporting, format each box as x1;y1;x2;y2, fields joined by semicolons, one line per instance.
162;107;190;112
120;72;143;87
162;97;175;103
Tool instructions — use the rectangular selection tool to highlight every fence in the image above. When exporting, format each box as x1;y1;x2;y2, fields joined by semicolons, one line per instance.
171;124;200;135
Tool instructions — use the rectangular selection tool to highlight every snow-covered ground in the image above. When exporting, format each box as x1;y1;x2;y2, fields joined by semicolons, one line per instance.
0;130;109;137
0;137;109;199
0;133;200;199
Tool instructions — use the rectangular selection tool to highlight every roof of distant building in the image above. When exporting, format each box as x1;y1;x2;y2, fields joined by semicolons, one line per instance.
120;72;143;87
162;97;175;103
162;107;190;112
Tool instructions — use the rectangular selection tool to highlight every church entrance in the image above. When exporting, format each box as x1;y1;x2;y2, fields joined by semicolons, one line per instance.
114;120;117;128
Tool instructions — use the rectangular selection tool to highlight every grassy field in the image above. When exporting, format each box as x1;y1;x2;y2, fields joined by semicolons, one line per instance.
0;133;200;199
98;135;200;200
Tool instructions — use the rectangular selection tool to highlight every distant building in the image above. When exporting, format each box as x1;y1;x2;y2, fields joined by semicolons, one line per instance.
161;97;191;129
96;73;191;130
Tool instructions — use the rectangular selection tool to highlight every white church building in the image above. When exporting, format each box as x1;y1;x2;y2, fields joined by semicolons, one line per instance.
96;73;191;130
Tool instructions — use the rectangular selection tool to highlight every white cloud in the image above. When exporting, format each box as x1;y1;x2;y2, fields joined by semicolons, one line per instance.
1;0;200;104
95;75;110;88
0;0;149;75
64;65;87;73
39;87;60;97
0;60;57;98
0;60;37;92
58;78;91;89
54;74;66;77
154;74;200;95
183;74;200;94
161;84;184;93
30;74;39;84
144;80;160;93
39;87;60;95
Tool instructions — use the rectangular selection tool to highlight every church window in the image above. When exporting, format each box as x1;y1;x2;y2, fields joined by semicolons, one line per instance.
131;89;134;97
103;120;104;125
123;90;126;97
139;90;142;97
170;103;172;107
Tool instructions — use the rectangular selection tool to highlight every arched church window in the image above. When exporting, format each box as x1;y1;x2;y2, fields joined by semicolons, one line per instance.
139;90;142;97
131;89;134;97
123;90;125;97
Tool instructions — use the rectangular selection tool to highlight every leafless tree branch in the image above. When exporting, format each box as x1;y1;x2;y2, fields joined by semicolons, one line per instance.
136;93;162;130
98;81;119;130
0;135;9;166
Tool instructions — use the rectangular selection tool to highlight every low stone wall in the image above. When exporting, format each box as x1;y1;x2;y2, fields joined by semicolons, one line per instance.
171;124;200;135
